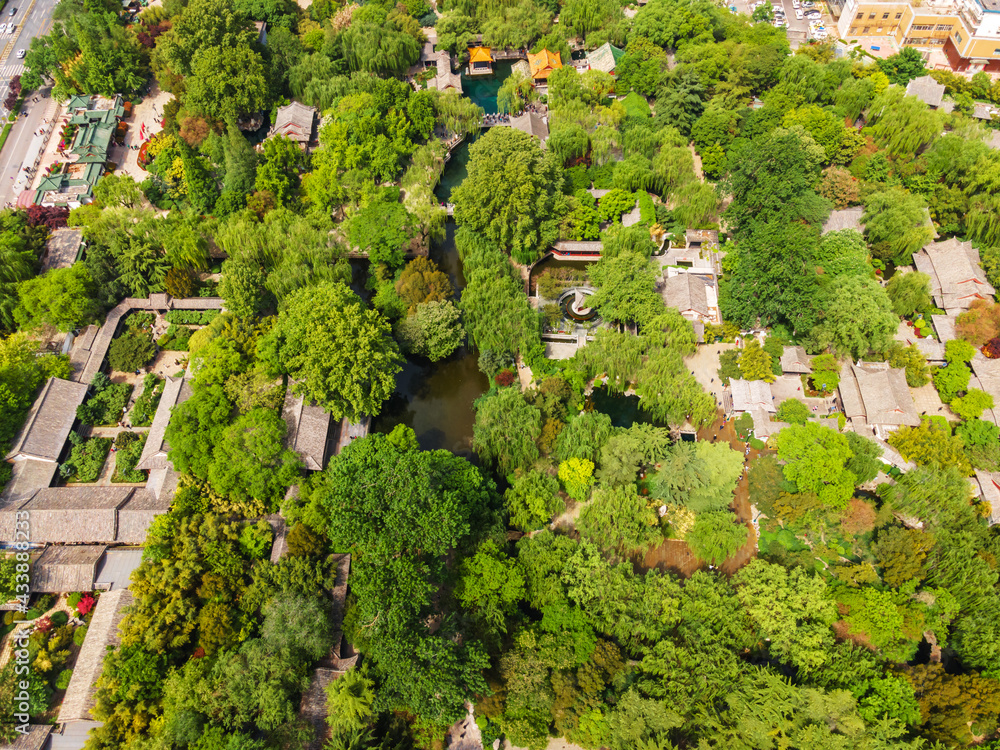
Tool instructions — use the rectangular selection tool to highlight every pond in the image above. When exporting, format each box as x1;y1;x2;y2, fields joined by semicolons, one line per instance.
435;138;472;204
461;60;516;115
372;224;489;459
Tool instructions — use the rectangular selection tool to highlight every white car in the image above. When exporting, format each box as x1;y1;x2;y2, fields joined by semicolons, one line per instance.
16;48;24;58
795;9;804;18
792;0;800;7
804;10;821;19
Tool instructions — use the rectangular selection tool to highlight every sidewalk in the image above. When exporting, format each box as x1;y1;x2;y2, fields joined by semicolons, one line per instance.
106;81;171;181
11;94;59;197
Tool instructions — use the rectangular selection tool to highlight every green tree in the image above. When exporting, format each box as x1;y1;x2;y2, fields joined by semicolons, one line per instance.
734;559;839;673
738;339;775;383
219;260;268;319
325;669;375;736
877;46;926;86
254;135;306;206
457;540;526;634
945;337;978;364
809;353;841;393
473;387;542;474
14;265;100;332
775;398;811;425
553;411;614;465
844;431;883;485
776;422;856;508
951;388;994;420
588;252;662;327
862;188;933;264
395;300;465;362
108;333;155;373
395;257;452;313
933;361;971;403
815;275;898;358
887;419;972;474
686;511;749;566
558;457;594;502
451;127;567;264
886;271;932;318
93;173;143;208
872;525;933;587
505;468;564;531
886;341;930;387
260;282;403;421
346;195;415;267
577;484;660;555
185;43;270;123
208;408;302;512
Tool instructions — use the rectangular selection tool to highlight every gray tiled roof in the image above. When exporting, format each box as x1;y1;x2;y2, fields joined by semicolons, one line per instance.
31;544;105;593
269;101;318;144
841;362;921;427
0;486;167;544
0;486;132;543
135;377;192;471
821;208;864;235
780;346;812;374
0;459;57;507
662;273;710;318
116;489;171;544
58;588;132;724
975;470;1000;526
0;726;53;750
509;111;548;141
905;75;946;109
282;388;332;472
730;378;775;413
5;378;89;462
914;238;995;314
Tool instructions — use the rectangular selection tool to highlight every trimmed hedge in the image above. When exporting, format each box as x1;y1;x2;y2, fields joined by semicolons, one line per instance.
60;435;111;483
164;309;220;325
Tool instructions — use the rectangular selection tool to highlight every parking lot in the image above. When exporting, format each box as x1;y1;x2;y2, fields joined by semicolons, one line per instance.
736;0;830;41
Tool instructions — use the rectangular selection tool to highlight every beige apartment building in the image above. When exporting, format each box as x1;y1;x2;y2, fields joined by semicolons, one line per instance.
836;0;1000;71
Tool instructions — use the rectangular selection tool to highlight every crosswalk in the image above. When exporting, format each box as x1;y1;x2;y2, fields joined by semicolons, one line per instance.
0;64;23;77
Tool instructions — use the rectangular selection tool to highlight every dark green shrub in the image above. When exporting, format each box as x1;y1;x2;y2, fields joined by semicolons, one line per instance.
108;332;155;372
49;610;68;627
112;431;148;483
77;374;133;426
59;436;112;483
73;625;87;646
130;374;164;427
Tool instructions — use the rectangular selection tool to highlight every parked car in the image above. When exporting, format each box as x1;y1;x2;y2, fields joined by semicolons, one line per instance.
16;48;24;57
7;7;15;15
795;9;804;18
791;0;800;8
804;10;821;18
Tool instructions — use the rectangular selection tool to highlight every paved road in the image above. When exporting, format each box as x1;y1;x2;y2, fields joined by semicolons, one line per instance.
0;85;50;204
0;0;60;204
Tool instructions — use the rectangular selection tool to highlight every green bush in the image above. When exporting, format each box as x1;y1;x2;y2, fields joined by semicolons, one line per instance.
73;625;87;646
125;311;155;331
164;309;220;325
108;332;155;372
157;324;193;351
24;608;40;620
112;431;148;483
66;592;82;610
35;594;55;612
77;373;133;426
130;374;164;427
60;435;112;483
49;610;68;627
55;669;73;690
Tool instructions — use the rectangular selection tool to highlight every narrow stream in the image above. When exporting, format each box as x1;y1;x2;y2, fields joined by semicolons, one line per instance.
372;224;488;459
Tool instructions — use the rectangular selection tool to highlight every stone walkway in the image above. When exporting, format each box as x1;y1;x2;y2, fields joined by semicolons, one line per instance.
107;81;172;182
684;342;736;403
